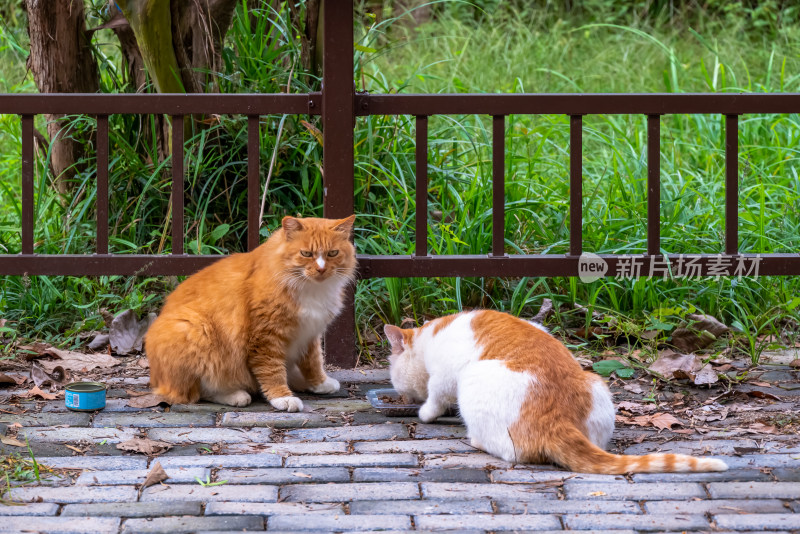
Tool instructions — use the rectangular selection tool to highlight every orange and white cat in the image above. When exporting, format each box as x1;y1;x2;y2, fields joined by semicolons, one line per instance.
146;215;356;411
384;310;728;474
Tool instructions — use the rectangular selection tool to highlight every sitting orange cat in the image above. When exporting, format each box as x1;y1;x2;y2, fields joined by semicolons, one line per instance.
146;216;356;411
385;310;728;474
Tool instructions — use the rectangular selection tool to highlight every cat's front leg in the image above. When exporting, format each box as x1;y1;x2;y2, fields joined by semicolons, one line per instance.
298;337;340;395
249;348;304;412
417;375;452;422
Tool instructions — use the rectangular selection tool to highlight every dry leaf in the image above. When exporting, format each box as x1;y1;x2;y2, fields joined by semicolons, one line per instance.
40;347;119;373
117;437;172;456
87;333;110;351
649;413;683;431
64;444;85;454
136;358;150;369
790;359;800;369
30;363;70;388
291;472;313;479
0;373;16;387
670;314;729;352
1;435;27;447
693;363;719;385
588;491;606;497
649;351;717;385
26;385;57;400
127;394;169;409
142;462;169;488
617;401;656;414
747;422;777;434
622;383;645;394
110;310;156;355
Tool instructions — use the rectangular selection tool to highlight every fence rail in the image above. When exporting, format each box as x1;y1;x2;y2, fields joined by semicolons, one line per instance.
2;0;800;367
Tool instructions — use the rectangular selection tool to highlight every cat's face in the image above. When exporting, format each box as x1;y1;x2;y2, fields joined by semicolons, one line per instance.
280;215;357;284
384;324;429;403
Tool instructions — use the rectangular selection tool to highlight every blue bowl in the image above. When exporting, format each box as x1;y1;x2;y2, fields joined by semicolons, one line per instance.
65;381;106;411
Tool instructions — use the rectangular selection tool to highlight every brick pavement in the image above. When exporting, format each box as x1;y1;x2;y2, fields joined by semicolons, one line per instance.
1;369;798;533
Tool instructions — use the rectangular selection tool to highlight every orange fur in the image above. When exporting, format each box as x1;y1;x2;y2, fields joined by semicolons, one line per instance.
146;215;357;408
386;310;727;474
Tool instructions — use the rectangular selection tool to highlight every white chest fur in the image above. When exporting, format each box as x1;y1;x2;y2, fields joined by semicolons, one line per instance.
285;278;345;361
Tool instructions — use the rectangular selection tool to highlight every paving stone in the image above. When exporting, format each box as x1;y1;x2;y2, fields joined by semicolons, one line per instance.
225;442;349;455
7;485;137;503
708;482;800;499
34;456;147;470
62;502;203;517
415;514;561;531
495;499;641;514
423;453;514;470
301;398;373;413
281;482;419;502
156;453;282;469
721;455;800;469
122;515;264;533
268;514;410;531
205;502;345;515
141;484;278;502
645;499;788;515
623;439;764;455
106;377;150;387
414;424;467;439
0;503;59;515
282;423;409;442
217;467;349;484
93;412;214;428
773;468;800;482
632;470;773;483
220;411;330;428
350;499;492;515
0;412;92;427
286;453;417;468
329;369;390;383
565;481;705;500
0;516;120;533
75;467;208;485
491;469;627;483
353;439;474;454
354;467;489;483
564;513;710;531
421;482;557;501
147;427;272;444
95;399;166;412
714;514;800;531
19;427;136;443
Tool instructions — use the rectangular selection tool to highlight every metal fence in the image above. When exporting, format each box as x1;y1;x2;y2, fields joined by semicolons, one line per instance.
2;2;800;367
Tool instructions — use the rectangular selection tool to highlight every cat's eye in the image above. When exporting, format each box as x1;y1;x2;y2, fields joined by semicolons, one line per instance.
327;250;339;257
300;250;312;257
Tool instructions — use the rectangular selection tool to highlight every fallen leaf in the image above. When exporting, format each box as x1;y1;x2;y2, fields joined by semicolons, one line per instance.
790;359;800;369
30;363;70;388
291;472;313;479
40;347;119;374
0;435;27;447
532;298;554;323
136;358;150;369
142;462;169;488
747;422;777;434
649;413;683;431
648;351;717;385
617;401;657;414
749;381;771;387
588;491;606;497
87;333;110;351
622;383;645;394
110;310;157;355
693;363;719;386
127;394;169;409
116;438;172;456
0;373;16;387
670;314;729;352
25;385;57;400
746;391;781;401
64;444;85;454
593;359;633;377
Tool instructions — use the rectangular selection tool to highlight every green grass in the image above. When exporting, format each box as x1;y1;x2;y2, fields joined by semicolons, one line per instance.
1;2;800;363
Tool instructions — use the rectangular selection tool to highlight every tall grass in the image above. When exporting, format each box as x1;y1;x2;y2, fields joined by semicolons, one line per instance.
1;2;800;362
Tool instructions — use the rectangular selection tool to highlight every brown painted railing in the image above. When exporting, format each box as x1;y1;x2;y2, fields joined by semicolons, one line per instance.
2;1;800;367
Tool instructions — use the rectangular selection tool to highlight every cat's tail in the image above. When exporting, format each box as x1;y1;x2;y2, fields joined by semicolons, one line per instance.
545;424;728;474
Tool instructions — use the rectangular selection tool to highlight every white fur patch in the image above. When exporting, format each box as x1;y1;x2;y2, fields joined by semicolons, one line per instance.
285;277;346;362
584;378;615;449
270;395;303;412
526;320;549;333
316;256;326;270
457;360;535;463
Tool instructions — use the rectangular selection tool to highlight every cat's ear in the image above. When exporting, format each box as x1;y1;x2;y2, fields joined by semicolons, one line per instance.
331;215;355;237
282;216;304;240
384;324;405;353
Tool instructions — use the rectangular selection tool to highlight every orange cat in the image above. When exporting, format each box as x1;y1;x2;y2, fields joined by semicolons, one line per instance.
146;215;356;411
385;310;728;474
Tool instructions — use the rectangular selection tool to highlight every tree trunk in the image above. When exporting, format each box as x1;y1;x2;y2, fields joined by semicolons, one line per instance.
25;0;99;195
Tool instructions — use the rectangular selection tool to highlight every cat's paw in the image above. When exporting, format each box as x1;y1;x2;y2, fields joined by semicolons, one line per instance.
270;396;304;412
219;390;252;407
309;376;340;395
418;402;441;423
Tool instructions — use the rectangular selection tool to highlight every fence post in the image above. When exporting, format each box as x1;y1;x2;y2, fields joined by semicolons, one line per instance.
322;0;357;368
